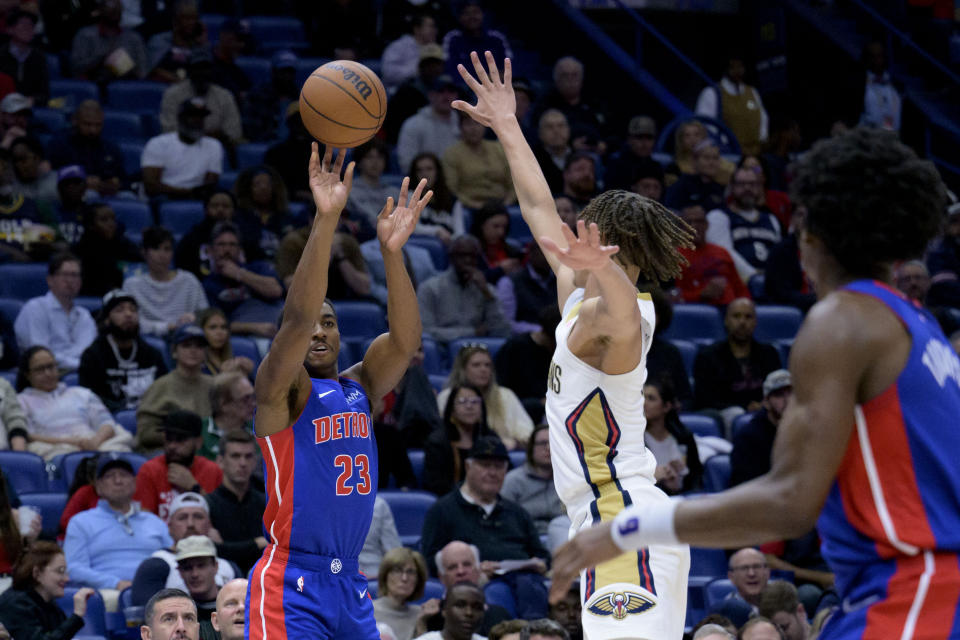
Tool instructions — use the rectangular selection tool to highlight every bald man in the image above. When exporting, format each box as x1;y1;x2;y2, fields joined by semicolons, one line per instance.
727;548;770;612
207;578;246;640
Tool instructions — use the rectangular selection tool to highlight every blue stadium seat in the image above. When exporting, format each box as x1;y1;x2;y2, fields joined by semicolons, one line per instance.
660;304;725;343
32;108;68;134
247;16;306;46
56;588;108;637
49;79;99;106
704;578;737;608
730;411;758;442
0;297;23;324
52;450;147;492
108;199;152;235
406;449;425;487
366;579;378;598
358;58;382;78
411;579;444;605
46;53;61;78
669;339;697;377
331;300;387;338
0;451;47;493
379;490;436;547
218;170;239;191
748;273;765;301
0;263;49;300
74;296;102;314
201;14;227;43
506;205;532;243
447;337;507;366
0;371;14;386
236;143;269;169
142;334;172;370
102;110;145;143
508;450;525;469
689;546;728;578
754;305;804;343
114;410;138;437
236;56;271;82
484;580;517;618
62;371;78;386
158;201;205;236
428;374;446;393
294;57;332;86
106;81;167;114
686;575;712;631
679;413;722;439
703;454;731;492
230;336;261;369
118;141;144;178
775;339;793;367
19;492;68;538
406;235;448;271
420;336;443;376
337;340;356;372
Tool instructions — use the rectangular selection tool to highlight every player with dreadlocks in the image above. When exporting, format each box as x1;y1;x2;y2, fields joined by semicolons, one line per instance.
454;51;694;639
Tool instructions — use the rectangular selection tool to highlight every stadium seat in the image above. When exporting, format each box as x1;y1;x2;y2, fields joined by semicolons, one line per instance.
484;580;517;618
420;336;444;376
730;411;758;442
669;339;697;377
0;262;49;299
0;371;14;386
230;336;261;369
703;454;731;492
411;578;444;605
659;304;725;343
508;450;526;469
200;14;227;42
56;588;108;637
686;575;713;631
106;81;167;114
114;410;138;437
46;53;61;78
158;201;205;236
19;492;68;538
330;300;387;338
754;305;804;343
0;297;22;324
118;141;144;178
379;490;436;547
53;451;147;492
337;340;356;371
108;200;152;235
428;374;446;393
406;235;448;271
447;337;507;365
506;205;532;243
704;578;737;608
407;449;425;487
748;273;765;301
218;170;239;191
102;110;145;143
236;142;269;170
32;108;68;134
358;58;382;77
679;413;722;439
49;79;99;106
775;339;793;367
142;334;172;370
689;546;728;578
62;372;78;386
74;296;102;314
0;451;47;493
247;16;306;46
366;580;378;598
235;56;271;81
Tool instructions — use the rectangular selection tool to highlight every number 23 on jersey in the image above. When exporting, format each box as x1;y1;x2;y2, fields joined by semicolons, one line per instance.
334;454;372;496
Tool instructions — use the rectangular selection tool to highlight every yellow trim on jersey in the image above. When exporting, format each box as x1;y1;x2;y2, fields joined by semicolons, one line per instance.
564;300;583;324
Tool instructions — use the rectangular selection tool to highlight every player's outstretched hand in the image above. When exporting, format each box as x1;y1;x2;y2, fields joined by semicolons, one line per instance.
309;142;354;219
549;520;622;604
451;50;515;130
377;177;433;253
540;220;619;272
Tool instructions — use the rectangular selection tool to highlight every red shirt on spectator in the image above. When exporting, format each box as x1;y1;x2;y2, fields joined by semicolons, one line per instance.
134;455;222;520
677;244;751;306
58;484;99;541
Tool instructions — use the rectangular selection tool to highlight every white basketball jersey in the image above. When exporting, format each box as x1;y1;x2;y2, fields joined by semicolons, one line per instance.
545;288;658;516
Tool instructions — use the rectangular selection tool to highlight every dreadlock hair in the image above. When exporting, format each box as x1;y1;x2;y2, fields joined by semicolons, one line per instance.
577;189;694;282
791;127;946;279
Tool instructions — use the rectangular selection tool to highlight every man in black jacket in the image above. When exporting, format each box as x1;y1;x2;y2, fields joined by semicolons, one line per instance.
729;369;792;487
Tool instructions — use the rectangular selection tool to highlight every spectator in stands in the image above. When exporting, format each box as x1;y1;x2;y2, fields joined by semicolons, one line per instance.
676;202;750;306
423;384;495;495
198;371;254;459
442;0;511;76
16;345;133;458
665;139;725;212
513;78;537;143
347;139;397;229
665;120;734;187
420;436;549;618
160;50;243;148
895;259;931;304
501;424;564;535
47;101;126;197
275;219;371;302
72;202;141;296
738;155;791;232
537;57;604;152
469;201;522;284
760;116;800;193
548;584;581;640
397;74;460;172
384;44;447;145
857;40;901;132
0;541;95;640
146;0;208;83
410;151;462;244
494;306;558;421
361;494;402;578
757;582;809;640
78;289;168;411
210;20;251;103
626;158;665;203
643;377;702;495
175;190;245;279
0;147;51;263
0;93;31;150
136;324;213;452
14;253;96;371
202;221;284;331
926;201;960;308
438;344;533;450
382;11;438;92
195;308;254;378
125;226;208;337
533;109;577;195
143;97;223;200
417;234;511;346
695;54;768;156
234;166;302;261
489;620;528;640
739;618;782;640
0;374;26;450
415;581;486;640
604;115;657;191
554;196;577;229
0;10;48;105
726;548;770;613
243;50;300;146
264;103;312;202
373;547;428;640
206;430;265;574
763;207;815;312
171;535;221;623
10;136;57;209
444;112;515;209
693;298;782;423
134;409;223;518
560;152;597;209
52;166;90;245
0;468;37;580
64;453;173;590
638;287;694;415
730;369;792;487
141;589;200;640
70;0;148;83
694;623;735;640
209;578;246;640
706;167;782;283
519;620;568;640
496;243;557;333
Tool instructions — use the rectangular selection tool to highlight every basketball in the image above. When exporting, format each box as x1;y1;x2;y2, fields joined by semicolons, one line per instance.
299;60;387;148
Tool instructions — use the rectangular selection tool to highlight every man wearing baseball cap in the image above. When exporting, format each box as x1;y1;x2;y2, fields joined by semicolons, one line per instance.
730;369;792;487
173;535;221;625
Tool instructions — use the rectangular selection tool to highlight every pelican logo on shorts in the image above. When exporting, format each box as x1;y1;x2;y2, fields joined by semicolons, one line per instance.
296;576;304;593
587;591;655;620
330;558;343;574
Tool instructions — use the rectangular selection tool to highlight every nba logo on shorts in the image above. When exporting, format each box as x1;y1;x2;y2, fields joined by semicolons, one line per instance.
296;576;304;593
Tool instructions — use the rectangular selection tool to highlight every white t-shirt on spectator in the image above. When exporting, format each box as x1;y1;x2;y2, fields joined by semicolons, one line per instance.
141;132;223;189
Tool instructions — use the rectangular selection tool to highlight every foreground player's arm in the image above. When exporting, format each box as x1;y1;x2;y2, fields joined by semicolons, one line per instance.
254;144;354;435
344;177;433;401
549;295;884;601
452;51;576;305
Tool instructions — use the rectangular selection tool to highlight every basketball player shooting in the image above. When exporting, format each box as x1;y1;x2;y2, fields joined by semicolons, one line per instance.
454;51;695;639
551;130;960;640
246;143;432;640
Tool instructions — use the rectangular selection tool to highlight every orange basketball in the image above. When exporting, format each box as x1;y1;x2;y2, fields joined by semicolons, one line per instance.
299;60;387;148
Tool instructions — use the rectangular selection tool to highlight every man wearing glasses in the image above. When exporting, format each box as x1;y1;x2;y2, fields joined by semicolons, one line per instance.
725;548;770;614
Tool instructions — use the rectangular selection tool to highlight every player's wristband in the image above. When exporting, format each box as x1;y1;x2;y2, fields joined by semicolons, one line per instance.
610;499;681;551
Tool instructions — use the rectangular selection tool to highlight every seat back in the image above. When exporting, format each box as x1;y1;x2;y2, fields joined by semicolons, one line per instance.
446;337;507;368
0;263;49;299
56;588;108;636
49;79;99;106
669;338;697;377
407;449;425;488
18;491;68;538
107;200;153;235
330;300;387;338
679;413;722;439
703;454;731;492
379;490;436;547
689;546;728;578
0;297;23;324
158;201;206;236
236;143;269;169
754;305;804;343
0;451;48;492
106;81;167;114
114;410;138;437
659;304;725;342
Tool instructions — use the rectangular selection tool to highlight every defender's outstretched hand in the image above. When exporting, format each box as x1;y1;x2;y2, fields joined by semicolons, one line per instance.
539;220;619;272
309;142;355;219
377;177;433;253
451;50;515;129
549;520;621;604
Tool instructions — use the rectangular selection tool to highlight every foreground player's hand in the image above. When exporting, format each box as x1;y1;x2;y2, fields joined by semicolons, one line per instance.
549;521;621;604
452;51;515;129
309;143;354;219
377;176;433;253
540;220;619;272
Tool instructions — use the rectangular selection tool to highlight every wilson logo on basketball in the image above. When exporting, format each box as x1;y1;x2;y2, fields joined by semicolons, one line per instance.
328;63;373;100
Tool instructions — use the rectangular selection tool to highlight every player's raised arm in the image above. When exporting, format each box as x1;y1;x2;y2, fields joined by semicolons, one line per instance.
345;177;433;400
254;143;354;431
453;51;575;302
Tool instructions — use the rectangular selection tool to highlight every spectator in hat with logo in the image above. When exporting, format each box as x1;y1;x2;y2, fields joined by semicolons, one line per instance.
142;97;224;200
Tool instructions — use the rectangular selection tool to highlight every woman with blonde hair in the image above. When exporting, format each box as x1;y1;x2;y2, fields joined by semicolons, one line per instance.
437;343;533;450
373;547;429;640
667;119;735;186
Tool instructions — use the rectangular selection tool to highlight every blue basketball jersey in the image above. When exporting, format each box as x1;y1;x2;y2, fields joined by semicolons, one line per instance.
724;207;781;269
